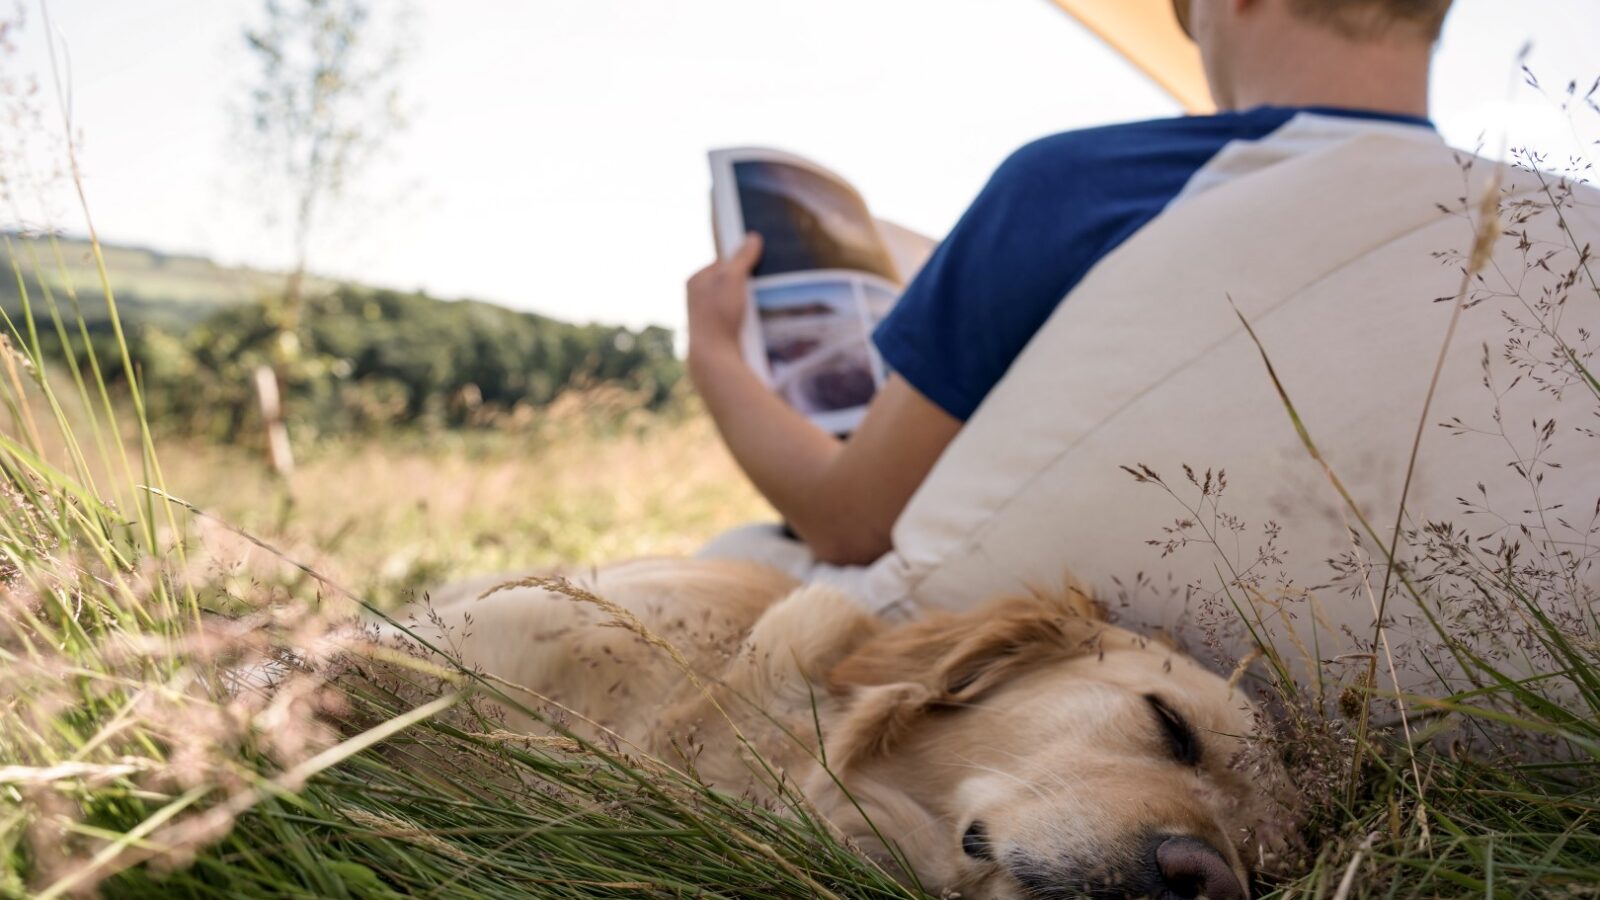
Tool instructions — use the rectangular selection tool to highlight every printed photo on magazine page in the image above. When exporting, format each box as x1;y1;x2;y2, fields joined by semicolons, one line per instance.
709;147;930;434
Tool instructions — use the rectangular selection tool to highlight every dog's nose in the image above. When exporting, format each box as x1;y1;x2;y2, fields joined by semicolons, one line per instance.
1153;836;1245;900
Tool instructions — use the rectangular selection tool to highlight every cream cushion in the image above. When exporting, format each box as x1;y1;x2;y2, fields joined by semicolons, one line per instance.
862;131;1600;692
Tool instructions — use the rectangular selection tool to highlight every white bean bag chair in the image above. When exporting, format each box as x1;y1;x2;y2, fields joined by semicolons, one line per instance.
860;129;1600;696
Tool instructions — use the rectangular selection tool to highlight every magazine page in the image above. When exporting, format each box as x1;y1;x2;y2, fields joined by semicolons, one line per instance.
746;273;891;435
708;147;903;435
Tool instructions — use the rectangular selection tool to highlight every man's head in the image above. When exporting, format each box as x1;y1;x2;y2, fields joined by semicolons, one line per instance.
1172;0;1451;113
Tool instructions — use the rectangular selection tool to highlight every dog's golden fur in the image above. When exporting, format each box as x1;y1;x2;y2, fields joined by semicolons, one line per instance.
396;559;1289;898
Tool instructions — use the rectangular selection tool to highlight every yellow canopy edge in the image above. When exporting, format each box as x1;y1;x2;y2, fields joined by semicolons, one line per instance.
1051;0;1215;113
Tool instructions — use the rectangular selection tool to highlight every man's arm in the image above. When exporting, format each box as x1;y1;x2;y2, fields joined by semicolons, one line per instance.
686;235;961;566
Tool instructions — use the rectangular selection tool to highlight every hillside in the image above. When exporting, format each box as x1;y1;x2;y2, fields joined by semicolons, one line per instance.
1;233;347;331
1;232;682;439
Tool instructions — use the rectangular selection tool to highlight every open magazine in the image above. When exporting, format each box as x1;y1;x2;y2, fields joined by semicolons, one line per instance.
709;148;935;434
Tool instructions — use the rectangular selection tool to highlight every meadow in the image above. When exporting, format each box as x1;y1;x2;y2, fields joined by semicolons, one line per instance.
159;409;774;614
3;66;1598;900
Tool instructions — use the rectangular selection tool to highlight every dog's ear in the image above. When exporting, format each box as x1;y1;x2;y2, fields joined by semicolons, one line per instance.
822;588;1116;769
824;681;937;771
828;588;1105;700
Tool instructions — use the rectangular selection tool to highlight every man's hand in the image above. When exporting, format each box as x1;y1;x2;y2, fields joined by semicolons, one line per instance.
685;232;763;383
683;229;960;567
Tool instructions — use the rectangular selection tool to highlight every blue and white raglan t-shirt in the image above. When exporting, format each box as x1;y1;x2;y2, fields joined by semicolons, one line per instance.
872;106;1438;421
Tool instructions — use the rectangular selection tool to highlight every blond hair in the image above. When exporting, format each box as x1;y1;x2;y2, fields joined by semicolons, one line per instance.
1288;0;1453;40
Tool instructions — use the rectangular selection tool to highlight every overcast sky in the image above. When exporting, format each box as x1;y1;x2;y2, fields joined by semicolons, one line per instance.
6;0;1598;331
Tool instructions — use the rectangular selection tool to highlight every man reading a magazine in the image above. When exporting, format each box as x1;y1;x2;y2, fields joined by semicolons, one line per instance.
687;0;1450;569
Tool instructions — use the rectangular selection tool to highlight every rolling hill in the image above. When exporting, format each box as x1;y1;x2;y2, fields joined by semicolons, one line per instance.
1;233;335;331
1;232;682;438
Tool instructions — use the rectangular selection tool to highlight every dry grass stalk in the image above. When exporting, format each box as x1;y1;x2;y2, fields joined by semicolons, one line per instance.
480;574;707;692
466;731;584;754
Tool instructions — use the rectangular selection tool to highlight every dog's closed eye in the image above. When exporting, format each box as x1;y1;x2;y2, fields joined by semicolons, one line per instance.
961;821;994;861
1145;694;1201;766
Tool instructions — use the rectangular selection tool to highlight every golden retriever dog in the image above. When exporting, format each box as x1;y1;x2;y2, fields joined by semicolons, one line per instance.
391;559;1288;899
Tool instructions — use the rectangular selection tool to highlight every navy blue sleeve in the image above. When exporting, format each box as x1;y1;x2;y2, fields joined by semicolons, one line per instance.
871;132;1161;420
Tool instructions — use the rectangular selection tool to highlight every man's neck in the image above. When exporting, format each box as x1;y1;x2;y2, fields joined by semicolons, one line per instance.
1224;35;1433;119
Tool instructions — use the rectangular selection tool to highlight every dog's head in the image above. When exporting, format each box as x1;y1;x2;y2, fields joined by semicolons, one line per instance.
805;590;1291;900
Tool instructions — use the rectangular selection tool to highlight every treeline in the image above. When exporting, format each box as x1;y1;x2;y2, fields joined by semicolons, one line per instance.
30;285;681;441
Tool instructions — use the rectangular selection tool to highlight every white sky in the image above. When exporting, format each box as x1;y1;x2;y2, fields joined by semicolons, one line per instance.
6;0;1598;332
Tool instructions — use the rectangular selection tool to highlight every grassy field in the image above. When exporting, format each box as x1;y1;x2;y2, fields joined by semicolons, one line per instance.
157;410;773;610
10;365;770;610
3;85;1597;900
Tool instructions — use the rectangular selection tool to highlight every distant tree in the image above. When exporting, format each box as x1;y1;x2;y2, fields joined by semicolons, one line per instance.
136;286;685;439
239;0;409;316
235;0;411;475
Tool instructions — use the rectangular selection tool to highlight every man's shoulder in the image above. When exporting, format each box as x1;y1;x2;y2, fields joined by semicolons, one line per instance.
996;109;1302;183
